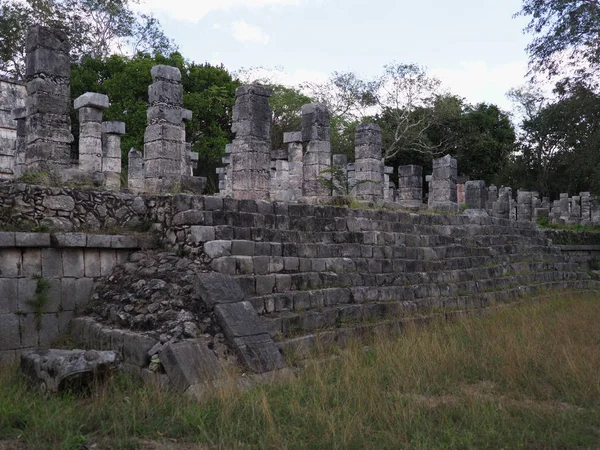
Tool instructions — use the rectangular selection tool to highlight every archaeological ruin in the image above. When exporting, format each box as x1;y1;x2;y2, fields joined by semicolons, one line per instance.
1;25;600;392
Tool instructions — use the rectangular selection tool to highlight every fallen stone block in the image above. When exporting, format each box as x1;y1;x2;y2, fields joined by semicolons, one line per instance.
159;339;222;391
194;272;244;308
21;349;119;394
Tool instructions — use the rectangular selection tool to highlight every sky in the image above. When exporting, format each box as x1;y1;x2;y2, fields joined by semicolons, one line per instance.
134;0;533;112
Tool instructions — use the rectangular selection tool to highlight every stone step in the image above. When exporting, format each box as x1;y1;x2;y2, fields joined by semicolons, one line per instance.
274;285;600;359
248;269;591;318
236;260;580;298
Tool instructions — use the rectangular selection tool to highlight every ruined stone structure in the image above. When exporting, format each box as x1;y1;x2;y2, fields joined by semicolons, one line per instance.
397;165;423;206
301;103;331;200
428;154;459;212
0;78;26;179
354;124;383;202
24;26;72;172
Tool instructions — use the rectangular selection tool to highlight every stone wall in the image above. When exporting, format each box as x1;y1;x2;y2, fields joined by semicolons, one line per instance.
0;231;144;363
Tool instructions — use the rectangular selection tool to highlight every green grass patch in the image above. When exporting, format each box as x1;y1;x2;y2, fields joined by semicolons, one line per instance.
1;293;599;449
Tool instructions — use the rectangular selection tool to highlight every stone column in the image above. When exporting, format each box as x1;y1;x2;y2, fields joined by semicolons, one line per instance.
0;80;26;179
24;25;72;172
580;192;592;224
492;186;512;219
284;131;303;202
465;180;487;209
383;166;394;201
429;155;459;211
487;185;498;209
354;124;383;202
11;107;27;178
102;121;125;190
517;190;533;222
270;147;291;202
229;85;272;200
302;103;331;200
569;195;582;224
74;92;109;179
127;148;144;193
398;165;423;206
179;109;193;177
144;65;186;193
558;193;570;223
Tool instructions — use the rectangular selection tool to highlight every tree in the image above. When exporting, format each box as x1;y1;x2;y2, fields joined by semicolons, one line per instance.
0;0;174;78
504;82;600;196
516;0;600;86
370;63;444;161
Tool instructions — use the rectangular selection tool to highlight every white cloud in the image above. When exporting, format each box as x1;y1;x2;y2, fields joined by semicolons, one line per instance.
431;60;529;111
231;20;270;45
235;66;328;86
134;0;301;23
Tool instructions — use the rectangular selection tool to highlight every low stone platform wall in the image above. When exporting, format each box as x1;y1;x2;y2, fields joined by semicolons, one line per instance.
556;245;600;268
0;231;146;364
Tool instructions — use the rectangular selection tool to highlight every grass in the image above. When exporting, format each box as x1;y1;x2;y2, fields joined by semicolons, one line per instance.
1;292;599;449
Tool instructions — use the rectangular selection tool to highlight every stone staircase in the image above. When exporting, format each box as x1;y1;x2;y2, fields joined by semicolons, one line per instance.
196;203;599;357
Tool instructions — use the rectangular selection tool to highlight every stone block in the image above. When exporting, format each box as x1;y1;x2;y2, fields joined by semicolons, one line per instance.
62;249;84;277
190;226;216;243
41;249;63;278
26;47;70;78
15;232;50;247
148;81;183;105
86;235;112;248
25;25;69;53
17;278;37;313
144;123;185;143
102;121;126;135
0;249;21;277
100;251;118;276
21;249;41;277
160;339;222;391
234;337;287;373
26;92;70;115
74;92;109;110
0;279;18;313
151;65;182;82
231;240;255;256
194;272;245;308
0;314;21;350
122;332;156;367
283;131;302;143
0;232;16;247
146;105;183;125
51;232;86;247
214;301;264;339
111;235;139;248
39;313;60;347
204;240;232;258
211;257;236;275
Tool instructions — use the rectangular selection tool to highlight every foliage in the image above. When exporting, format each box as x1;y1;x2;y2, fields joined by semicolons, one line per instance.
503;82;600;197
268;85;312;150
0;0;175;79
516;0;600;86
1;293;599;449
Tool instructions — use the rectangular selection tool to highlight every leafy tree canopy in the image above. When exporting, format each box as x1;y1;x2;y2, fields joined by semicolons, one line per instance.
0;0;175;78
516;0;600;87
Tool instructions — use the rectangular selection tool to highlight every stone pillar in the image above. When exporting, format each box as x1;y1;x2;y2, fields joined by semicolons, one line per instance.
465;180;487;209
229;85;272;200
517;190;534;222
580;192;592;224
456;184;465;204
270;147;291;202
179;109;193;177
383;166;394;201
302;103;331;200
11;107;27;178
102;121;125;191
398;165;423;206
285;131;303;202
569;195;582;224
24;25;72;172
144;65;186;193
127;148;144;193
492;186;512;219
0;79;26;179
74;92;109;178
354;124;382;202
487;185;498;209
429;155;458;211
558;193;570;223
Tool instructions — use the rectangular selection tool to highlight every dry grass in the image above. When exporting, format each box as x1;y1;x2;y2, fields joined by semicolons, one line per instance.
1;292;599;449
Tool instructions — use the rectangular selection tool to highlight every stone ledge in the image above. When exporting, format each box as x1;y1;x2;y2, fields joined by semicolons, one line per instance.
0;232;145;249
556;245;600;251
